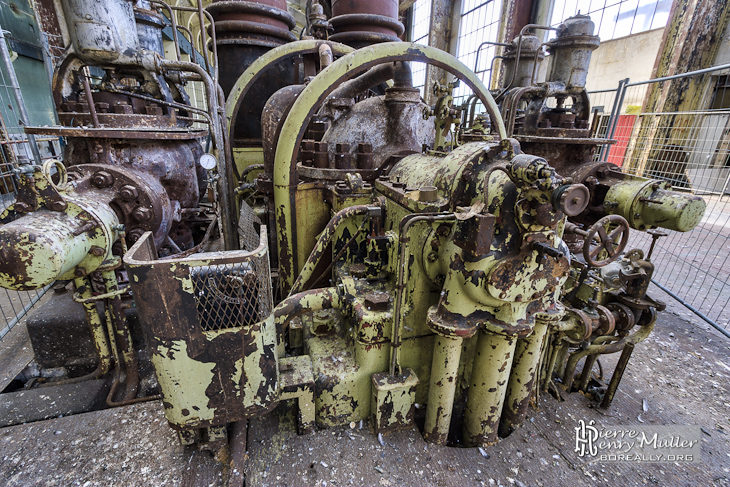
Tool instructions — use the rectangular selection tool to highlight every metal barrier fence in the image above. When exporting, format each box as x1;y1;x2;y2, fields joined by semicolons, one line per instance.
0;26;55;341
598;64;730;338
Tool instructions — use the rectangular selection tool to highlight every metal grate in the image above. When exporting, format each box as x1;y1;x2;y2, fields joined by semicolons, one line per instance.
191;262;263;332
0;8;60;341
238;200;261;251
190;224;272;333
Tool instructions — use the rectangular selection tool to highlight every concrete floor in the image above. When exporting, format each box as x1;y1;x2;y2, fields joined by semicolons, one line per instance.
0;310;728;487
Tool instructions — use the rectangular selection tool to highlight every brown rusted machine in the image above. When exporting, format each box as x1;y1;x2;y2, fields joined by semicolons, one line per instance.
0;2;706;453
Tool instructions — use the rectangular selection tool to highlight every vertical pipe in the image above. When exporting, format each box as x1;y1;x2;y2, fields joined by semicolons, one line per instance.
463;331;517;446
553;341;570;378
423;334;463;445
81;68;100;127
498;321;548;437
73;277;113;377
577;353;599;392
0;27;43;165
100;270;139;401
600;342;634;409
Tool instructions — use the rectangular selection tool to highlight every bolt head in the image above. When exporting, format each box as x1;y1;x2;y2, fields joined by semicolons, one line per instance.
48;200;68;211
131;206;152;222
89;246;105;257
74;267;87;277
127;228;145;242
92;170;114;188
119;185;139;201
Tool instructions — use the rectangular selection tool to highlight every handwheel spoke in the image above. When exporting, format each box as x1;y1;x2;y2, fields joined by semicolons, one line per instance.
604;239;616;256
609;227;624;240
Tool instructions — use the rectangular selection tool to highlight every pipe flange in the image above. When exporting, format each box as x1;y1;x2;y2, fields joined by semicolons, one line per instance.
209;20;297;44
594;304;616;335
330;13;405;36
207;1;296;30
67;164;173;248
329;31;402;46
606;302;635;332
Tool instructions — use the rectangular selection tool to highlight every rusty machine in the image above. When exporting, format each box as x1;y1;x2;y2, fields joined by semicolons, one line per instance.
0;0;706;451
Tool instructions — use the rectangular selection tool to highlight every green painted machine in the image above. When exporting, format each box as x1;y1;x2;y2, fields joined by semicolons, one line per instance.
0;1;706;451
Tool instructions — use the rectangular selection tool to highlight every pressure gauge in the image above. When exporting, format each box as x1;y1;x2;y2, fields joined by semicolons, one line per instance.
200;153;217;170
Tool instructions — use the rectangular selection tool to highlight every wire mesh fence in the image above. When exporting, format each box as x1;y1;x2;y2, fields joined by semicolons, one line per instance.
0;25;56;341
598;65;730;335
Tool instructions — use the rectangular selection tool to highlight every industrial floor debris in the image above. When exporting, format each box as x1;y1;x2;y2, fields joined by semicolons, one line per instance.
1;307;727;487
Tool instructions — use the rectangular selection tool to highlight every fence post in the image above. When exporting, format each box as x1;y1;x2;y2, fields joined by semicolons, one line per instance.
602;77;629;162
0;27;43;166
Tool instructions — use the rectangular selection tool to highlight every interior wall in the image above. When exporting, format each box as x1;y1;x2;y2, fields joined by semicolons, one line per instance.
585;28;665;92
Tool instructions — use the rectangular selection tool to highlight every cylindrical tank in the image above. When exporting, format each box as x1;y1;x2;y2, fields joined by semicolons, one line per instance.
501;34;544;89
545;14;600;90
60;0;139;64
603;179;706;232
330;0;404;48
207;0;297;144
134;0;166;56
0;197;118;291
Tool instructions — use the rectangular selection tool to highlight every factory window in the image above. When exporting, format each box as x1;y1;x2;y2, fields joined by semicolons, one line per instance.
409;0;432;96
551;0;672;41
454;0;503;104
710;75;730;110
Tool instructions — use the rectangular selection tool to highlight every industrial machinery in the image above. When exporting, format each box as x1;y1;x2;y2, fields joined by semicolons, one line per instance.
0;0;706;452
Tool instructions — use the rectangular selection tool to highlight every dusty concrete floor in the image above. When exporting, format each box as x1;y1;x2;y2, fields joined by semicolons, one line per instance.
0;310;728;487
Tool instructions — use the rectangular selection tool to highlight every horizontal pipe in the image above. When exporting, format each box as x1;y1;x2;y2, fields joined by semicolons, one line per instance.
274;286;341;329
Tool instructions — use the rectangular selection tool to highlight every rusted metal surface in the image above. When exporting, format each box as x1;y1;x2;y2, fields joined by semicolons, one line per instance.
330;0;404;47
209;0;297;144
124;227;277;431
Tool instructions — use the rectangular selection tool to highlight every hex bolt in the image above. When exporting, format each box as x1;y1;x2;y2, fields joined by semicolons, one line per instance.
48;200;68;211
89;246;105;257
131;206;152;222
128;228;145;242
119;185;139;201
113;102;133;114
364;292;389;311
335;143;354;170
92;170;114;188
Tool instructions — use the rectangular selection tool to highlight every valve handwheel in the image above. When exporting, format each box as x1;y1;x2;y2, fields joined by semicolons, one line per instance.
583;214;630;267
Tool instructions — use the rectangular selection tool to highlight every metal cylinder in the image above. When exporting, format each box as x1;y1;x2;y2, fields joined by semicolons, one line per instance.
134;1;166;56
545;14;600;90
0;198;118;291
60;0;140;64
502;35;544;89
498;321;549;437
463;330;516;446
423;334;463;445
604;179;706;232
208;0;297;143
330;0;404;48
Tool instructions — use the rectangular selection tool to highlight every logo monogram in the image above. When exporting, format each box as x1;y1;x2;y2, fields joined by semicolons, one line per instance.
575;419;598;457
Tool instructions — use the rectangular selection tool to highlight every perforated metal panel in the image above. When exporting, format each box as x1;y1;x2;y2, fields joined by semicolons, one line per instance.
238;200;261;251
